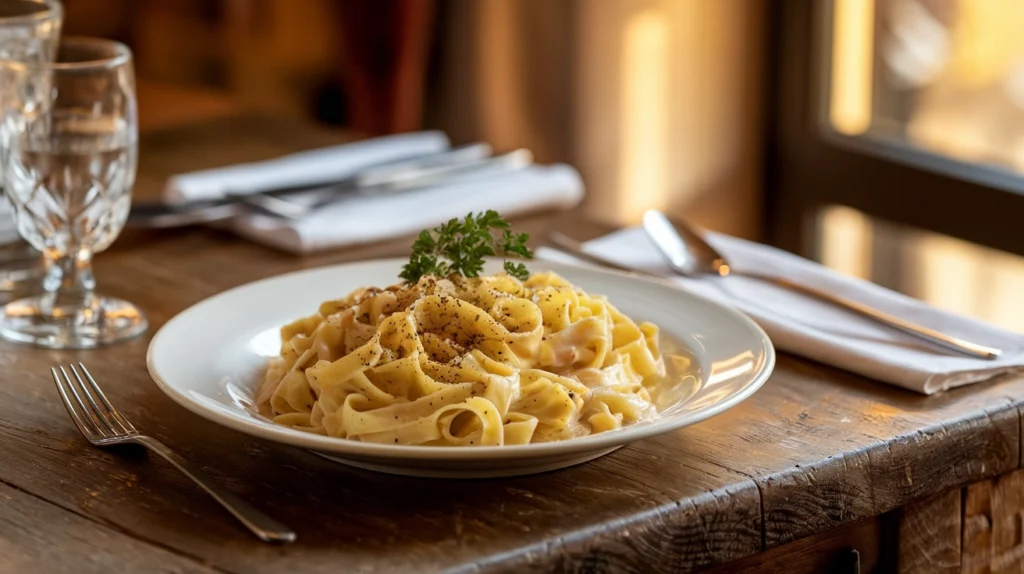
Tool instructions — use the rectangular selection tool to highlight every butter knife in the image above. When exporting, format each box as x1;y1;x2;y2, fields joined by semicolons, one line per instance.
128;143;492;229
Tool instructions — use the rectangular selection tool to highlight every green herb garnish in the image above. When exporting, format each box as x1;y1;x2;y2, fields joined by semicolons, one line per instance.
400;210;533;283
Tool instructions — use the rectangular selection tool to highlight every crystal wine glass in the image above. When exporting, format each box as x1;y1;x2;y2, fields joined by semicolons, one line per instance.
0;37;145;348
0;0;61;291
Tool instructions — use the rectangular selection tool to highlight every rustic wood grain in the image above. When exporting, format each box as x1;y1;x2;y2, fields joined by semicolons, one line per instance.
898;488;961;573
2;117;1024;572
645;351;1022;549
0;482;215;574
701;514;887;574
962;469;1024;574
964;480;995;574
472;482;762;574
992;470;1024;574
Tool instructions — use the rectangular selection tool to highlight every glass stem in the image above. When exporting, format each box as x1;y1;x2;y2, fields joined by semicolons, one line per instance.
40;249;98;319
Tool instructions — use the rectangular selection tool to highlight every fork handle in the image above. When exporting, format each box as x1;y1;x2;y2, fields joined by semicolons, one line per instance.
740;270;1002;360
133;436;296;543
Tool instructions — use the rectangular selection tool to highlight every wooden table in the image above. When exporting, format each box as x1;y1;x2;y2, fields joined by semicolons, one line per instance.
4;117;1024;573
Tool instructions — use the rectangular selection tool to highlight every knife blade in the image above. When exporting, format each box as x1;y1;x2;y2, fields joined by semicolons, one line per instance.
127;142;493;229
243;148;534;221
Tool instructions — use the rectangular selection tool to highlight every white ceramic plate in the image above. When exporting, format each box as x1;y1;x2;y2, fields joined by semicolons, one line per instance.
147;258;774;478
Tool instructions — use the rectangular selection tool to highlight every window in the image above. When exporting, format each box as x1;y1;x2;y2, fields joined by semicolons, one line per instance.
822;0;1024;192
767;0;1024;330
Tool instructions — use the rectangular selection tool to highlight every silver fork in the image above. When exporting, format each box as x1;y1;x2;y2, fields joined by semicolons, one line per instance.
52;363;296;544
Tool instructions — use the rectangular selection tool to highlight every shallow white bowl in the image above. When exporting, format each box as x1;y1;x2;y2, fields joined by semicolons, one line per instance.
147;258;774;478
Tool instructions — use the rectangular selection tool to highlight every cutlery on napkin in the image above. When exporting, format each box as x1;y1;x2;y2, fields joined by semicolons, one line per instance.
538;227;1024;394
132;142;499;229
640;210;1000;360
164;130;452;203
231;163;584;254
159;130;585;254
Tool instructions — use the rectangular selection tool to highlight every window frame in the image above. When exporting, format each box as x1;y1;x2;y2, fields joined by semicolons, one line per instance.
764;0;1024;261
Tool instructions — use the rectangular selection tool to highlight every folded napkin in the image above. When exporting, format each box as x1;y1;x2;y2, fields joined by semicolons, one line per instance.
538;227;1024;394
231;163;584;254
164;131;451;203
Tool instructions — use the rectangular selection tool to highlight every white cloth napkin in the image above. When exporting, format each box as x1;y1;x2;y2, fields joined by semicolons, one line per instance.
538;227;1024;394
163;131;451;203
231;163;584;254
163;131;584;254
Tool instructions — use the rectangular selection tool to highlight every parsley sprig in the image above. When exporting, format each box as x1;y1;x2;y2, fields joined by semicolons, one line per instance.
400;211;533;282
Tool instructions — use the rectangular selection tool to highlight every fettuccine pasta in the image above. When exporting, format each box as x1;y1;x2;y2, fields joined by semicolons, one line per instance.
256;272;665;445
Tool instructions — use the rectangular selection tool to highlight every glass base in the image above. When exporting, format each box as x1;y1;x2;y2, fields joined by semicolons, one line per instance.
0;295;147;349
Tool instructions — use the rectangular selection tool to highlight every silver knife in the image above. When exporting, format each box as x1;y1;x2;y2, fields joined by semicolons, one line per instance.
128;143;493;229
239;148;535;220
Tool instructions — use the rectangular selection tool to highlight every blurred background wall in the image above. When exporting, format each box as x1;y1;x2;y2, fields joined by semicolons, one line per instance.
62;0;768;239
429;0;765;238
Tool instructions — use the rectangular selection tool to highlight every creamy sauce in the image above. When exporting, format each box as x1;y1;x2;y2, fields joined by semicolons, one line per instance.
647;333;702;412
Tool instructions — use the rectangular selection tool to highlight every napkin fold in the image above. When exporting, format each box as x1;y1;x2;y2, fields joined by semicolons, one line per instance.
163;131;584;254
164;131;452;203
231;163;584;254
538;227;1024;394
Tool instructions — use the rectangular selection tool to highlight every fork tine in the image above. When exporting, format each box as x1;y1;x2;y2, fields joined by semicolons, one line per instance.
60;366;110;436
52;367;100;440
75;363;136;433
68;364;120;435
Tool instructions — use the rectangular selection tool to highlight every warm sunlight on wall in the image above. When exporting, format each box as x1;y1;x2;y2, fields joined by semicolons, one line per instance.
576;0;764;236
829;0;875;135
618;10;669;223
434;1;764;238
475;0;530;156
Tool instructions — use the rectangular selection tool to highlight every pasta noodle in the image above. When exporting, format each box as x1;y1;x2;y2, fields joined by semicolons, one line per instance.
256;271;666;446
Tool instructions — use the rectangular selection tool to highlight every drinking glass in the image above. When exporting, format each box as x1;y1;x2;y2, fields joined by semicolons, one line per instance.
0;0;61;291
0;37;145;348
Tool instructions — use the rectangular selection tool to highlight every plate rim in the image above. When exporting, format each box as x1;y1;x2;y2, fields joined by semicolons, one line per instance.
147;257;776;461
